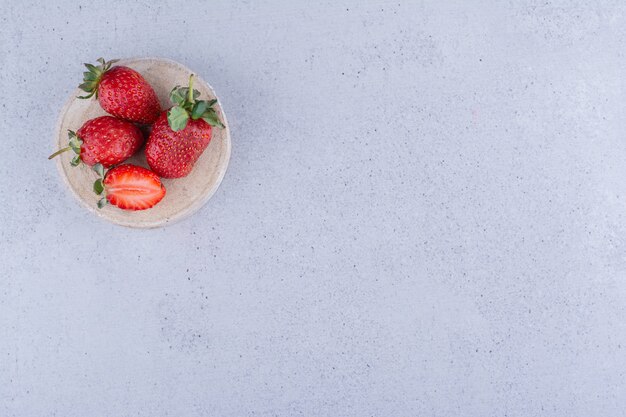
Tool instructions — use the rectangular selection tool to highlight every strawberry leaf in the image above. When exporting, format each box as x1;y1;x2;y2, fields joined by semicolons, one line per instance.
83;71;98;81
201;109;224;128
191;101;208;120
49;130;83;161
93;163;104;177
79;81;97;92
97;197;108;209
93;178;104;195
103;59;119;70
77;91;96;99
178;87;189;99
169;86;185;106
170;87;200;110
68;131;83;154
79;58;118;99
167;75;224;129
70;155;81;166
84;63;98;72
167;106;190;131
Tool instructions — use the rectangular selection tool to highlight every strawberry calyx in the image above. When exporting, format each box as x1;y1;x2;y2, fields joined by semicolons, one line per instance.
166;74;224;132
48;130;83;166
91;163;108;208
78;57;119;99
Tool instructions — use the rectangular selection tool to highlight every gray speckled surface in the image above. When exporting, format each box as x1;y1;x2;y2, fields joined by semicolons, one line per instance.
1;1;626;416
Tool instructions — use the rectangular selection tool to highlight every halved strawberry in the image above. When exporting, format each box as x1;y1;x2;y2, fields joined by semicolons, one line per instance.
96;164;166;211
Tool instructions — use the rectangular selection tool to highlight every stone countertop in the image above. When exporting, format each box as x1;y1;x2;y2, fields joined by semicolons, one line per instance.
1;1;625;416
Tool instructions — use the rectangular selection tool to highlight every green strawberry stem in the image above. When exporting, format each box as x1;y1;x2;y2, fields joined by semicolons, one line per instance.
187;74;195;103
49;130;83;166
48;146;72;159
167;74;225;131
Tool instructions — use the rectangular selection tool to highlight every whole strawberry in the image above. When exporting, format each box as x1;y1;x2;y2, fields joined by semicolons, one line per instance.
79;58;161;124
91;164;166;211
145;75;224;178
49;116;144;168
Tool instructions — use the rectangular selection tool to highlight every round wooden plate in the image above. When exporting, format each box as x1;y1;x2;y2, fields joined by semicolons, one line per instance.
53;57;231;228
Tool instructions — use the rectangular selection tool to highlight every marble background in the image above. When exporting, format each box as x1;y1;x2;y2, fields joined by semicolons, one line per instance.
1;1;625;416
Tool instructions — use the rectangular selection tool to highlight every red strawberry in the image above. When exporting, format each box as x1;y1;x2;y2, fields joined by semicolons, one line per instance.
145;112;212;178
79;58;161;124
49;116;144;168
94;164;166;211
145;74;224;178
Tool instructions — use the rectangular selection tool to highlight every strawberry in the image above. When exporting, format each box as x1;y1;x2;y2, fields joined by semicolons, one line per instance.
145;75;224;178
79;58;161;124
49;116;144;168
92;164;166;211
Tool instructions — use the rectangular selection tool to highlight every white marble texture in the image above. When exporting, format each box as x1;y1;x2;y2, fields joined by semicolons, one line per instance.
1;1;625;416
